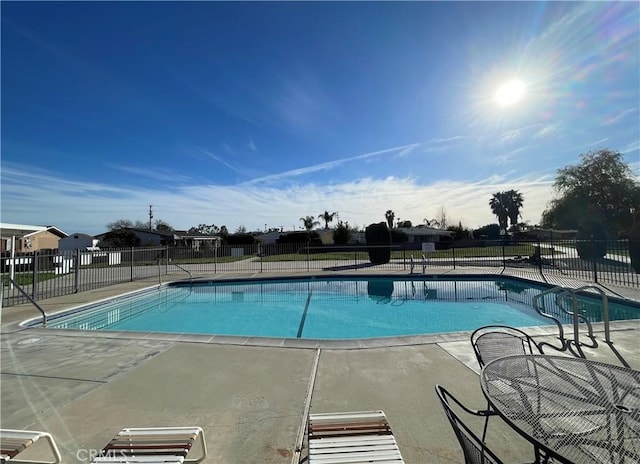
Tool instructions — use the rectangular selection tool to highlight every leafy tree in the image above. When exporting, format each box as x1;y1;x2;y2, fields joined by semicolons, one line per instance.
385;210;395;229
435;205;448;229
397;220;412;228
318;210;337;229
473;224;502;240
504;190;524;226
390;229;408;243
101;229;141;248
154;219;173;231
300;216;319;231
107;219;133;230
225;233;256;245
447;222;469;240
333;221;353;245
277;231;322;245
541;149;639;234
423;218;440;228
188;224;219;235
219;225;229;236
489;192;509;230
107;219;147;231
236;225;247;233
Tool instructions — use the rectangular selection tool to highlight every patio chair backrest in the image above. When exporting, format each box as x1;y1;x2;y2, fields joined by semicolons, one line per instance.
471;325;541;368
435;385;504;464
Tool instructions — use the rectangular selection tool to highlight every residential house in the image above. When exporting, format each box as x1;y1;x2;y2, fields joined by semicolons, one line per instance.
0;223;68;252
397;226;455;243
58;233;100;252
172;231;221;250
96;228;175;248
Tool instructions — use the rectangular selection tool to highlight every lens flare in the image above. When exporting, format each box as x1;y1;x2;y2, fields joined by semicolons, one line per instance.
495;80;526;106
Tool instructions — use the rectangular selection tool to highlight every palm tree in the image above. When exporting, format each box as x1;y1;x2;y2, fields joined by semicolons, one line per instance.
385;210;395;229
318;211;337;229
504;189;524;226
489;192;509;231
300;216;319;231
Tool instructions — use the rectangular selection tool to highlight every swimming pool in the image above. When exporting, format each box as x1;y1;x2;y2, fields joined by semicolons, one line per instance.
40;277;639;339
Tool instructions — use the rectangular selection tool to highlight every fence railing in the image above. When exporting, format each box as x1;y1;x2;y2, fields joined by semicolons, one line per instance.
2;239;638;307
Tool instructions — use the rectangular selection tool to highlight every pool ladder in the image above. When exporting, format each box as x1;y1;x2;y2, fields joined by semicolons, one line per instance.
532;285;610;356
6;277;48;327
156;257;193;285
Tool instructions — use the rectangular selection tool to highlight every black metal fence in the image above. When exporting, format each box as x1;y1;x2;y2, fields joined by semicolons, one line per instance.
2;239;638;307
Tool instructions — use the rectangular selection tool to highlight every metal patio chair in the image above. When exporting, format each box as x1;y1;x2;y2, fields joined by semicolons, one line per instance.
435;385;505;464
471;325;544;442
471;325;543;369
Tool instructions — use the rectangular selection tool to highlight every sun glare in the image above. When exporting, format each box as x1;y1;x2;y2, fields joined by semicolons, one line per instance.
495;79;526;106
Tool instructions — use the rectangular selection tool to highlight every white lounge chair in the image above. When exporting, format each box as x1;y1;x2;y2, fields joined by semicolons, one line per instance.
307;410;405;463
91;427;207;464
0;429;61;464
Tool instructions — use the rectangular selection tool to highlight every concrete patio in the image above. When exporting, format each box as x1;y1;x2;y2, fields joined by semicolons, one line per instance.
2;273;639;463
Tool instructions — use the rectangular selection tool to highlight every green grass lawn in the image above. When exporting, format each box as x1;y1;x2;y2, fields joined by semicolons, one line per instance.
1;272;57;285
258;245;560;261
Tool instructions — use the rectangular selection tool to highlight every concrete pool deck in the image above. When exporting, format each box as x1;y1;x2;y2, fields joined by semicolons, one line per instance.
2;270;639;463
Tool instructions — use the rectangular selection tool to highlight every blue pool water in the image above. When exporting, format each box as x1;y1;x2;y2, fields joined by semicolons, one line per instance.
45;277;638;339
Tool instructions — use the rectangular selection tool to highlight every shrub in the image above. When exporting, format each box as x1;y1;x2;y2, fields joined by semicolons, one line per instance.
576;220;608;261
365;222;391;264
630;222;640;273
390;229;408;243
225;233;257;245
333;221;353;245
277;231;322;246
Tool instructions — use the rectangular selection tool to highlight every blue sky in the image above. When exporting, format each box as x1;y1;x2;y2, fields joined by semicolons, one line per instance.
2;1;638;235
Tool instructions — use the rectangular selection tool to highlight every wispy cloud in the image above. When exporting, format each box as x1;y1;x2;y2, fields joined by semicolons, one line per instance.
248;138;257;152
243;143;420;185
2;163;555;234
195;146;245;174
534;124;560;138
602;107;638;126
110;166;195;184
422;136;468;153
498;124;544;143
622;140;640;154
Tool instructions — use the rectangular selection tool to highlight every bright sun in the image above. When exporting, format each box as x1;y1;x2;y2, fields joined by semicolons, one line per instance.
495;79;526;106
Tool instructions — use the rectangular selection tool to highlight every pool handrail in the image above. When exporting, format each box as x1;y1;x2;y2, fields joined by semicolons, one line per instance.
7;278;48;327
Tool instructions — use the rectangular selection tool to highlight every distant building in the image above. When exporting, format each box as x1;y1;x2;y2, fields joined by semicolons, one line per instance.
96;228;175;247
172;230;221;250
58;233;100;252
0;223;68;252
397;226;455;243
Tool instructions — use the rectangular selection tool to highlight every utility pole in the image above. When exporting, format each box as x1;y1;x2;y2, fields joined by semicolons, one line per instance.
148;205;154;231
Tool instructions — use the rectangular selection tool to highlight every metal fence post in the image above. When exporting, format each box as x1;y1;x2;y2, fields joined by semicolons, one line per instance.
130;247;134;282
537;240;543;275
32;251;39;300
165;245;169;276
74;248;80;293
452;245;456;270
306;245;310;272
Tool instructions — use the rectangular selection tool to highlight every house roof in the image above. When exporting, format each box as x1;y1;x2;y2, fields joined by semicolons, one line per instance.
0;223;68;239
95;228;174;239
173;231;221;240
397;226;455;236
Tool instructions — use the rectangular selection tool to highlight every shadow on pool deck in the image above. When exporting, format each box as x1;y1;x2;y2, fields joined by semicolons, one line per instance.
2;274;639;463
